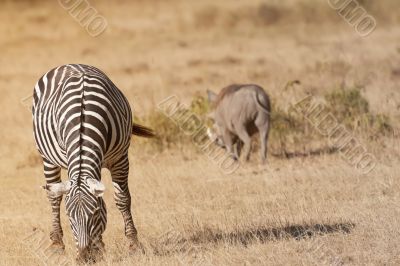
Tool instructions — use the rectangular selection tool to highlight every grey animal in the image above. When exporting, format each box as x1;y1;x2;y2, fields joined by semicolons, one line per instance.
207;84;271;163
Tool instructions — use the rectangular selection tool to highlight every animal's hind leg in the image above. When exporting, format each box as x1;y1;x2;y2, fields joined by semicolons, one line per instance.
43;159;65;250
110;153;140;251
259;127;269;163
233;139;243;159
236;126;252;161
257;116;270;164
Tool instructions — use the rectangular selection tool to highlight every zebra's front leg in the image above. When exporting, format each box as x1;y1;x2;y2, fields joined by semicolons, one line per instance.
42;159;65;251
110;155;140;252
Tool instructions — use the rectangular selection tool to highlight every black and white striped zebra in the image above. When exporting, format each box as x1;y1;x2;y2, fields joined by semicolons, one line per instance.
32;64;154;261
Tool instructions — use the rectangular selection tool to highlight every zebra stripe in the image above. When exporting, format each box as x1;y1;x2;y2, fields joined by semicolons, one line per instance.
33;64;148;261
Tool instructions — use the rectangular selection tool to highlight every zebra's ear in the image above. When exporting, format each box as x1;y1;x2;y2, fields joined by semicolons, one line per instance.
86;178;105;197
42;181;71;197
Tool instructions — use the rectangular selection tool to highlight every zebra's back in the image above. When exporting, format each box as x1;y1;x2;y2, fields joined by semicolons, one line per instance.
32;64;133;178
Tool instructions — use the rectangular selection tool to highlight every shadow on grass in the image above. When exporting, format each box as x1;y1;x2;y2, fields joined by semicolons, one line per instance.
271;146;339;159
153;222;355;255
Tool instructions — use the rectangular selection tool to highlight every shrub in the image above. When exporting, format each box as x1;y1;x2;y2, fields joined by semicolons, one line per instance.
140;111;183;151
269;106;308;156
324;88;392;136
189;95;210;118
137;95;211;151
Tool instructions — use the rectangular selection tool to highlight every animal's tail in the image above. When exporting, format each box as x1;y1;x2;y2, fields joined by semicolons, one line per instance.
132;122;156;138
254;92;271;116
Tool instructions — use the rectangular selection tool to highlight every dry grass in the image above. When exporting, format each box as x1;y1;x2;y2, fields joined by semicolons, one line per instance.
0;0;399;265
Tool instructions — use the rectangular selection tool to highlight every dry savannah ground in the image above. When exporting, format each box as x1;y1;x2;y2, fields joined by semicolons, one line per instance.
0;0;400;265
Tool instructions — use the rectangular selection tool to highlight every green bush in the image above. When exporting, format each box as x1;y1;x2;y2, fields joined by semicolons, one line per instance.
269;106;309;156
141;111;182;151
324;88;392;136
137;95;211;151
189;95;210;118
325;88;369;120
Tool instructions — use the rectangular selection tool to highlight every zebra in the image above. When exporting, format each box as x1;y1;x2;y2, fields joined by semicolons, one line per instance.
32;64;155;262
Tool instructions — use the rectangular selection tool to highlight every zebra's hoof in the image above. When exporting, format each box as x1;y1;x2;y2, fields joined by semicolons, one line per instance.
129;241;144;255
50;242;65;254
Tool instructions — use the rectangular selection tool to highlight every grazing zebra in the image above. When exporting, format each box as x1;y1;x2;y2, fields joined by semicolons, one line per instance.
32;64;155;261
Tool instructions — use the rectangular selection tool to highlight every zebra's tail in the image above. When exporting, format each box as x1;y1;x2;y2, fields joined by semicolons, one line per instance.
132;122;156;138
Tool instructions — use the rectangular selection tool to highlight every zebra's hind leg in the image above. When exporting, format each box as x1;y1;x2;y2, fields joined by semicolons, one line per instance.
43;159;65;251
110;154;141;253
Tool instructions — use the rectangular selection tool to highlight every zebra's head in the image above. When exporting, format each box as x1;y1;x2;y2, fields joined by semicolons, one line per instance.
45;178;106;260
